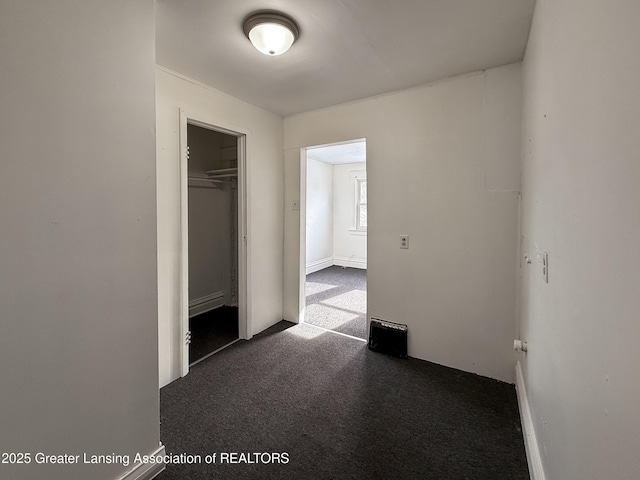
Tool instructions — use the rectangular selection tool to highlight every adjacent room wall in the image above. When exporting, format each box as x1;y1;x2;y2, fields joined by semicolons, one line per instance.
518;0;640;478
284;64;522;382
305;160;367;273
156;67;284;387
0;2;160;479
306;158;334;273
333;163;367;268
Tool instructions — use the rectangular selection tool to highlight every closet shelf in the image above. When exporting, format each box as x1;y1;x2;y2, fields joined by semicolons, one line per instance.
188;176;223;183
205;167;238;179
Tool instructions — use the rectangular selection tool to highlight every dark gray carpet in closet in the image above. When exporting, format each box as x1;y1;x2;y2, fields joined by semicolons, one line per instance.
189;306;238;364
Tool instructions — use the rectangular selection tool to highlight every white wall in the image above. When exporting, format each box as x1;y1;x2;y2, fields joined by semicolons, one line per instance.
333;163;367;268
189;185;231;301
0;2;160;479
285;64;522;382
306;158;334;272
187;126;232;305
156;67;284;387
518;0;640;478
305;160;367;273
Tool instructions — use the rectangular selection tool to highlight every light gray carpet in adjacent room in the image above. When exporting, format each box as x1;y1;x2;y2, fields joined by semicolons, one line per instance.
305;266;367;339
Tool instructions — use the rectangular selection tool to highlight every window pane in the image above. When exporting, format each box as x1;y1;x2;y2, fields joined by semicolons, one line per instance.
359;180;367;203
359;204;367;228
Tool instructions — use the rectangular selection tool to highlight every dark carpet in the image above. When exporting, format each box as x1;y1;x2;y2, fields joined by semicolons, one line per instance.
158;321;528;480
305;266;367;339
189;306;238;364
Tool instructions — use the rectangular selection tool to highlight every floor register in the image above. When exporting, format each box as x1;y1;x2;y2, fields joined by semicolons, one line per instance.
368;318;408;358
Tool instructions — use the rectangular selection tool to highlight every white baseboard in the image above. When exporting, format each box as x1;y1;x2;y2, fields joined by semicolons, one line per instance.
515;361;546;480
306;257;334;275
333;256;367;269
115;444;165;480
306;256;368;274
189;291;224;317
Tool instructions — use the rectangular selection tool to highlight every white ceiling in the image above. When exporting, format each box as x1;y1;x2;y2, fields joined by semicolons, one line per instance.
156;0;535;117
306;140;366;164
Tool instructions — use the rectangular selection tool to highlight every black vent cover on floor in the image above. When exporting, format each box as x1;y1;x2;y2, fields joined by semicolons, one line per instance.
368;318;408;358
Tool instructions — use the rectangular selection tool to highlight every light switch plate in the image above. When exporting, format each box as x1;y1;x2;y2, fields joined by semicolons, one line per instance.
400;235;409;249
542;251;549;283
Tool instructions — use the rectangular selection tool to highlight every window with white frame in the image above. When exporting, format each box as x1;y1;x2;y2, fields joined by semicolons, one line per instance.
356;177;367;230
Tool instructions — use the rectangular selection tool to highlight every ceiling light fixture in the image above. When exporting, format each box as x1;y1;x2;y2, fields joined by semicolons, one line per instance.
243;12;299;56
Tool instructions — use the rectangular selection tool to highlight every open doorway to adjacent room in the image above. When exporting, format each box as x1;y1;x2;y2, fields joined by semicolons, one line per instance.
301;139;368;340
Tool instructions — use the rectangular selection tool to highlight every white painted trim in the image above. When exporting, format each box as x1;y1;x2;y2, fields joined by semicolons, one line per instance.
179;109;189;378
303;137;367;151
298;148;307;324
306;257;334;275
305;255;368;275
115;444;165;480
515;361;546;480
189;291;225;308
189;291;225;317
237;134;251;340
333;256;367;269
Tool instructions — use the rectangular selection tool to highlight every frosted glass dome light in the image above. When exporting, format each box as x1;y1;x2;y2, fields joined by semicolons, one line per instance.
243;12;299;56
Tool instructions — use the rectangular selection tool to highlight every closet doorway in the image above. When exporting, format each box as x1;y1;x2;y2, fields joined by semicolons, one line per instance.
179;111;248;374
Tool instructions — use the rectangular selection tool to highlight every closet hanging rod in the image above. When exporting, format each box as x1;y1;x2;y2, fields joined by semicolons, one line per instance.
205;173;237;179
188;184;220;189
188;176;223;183
204;167;237;174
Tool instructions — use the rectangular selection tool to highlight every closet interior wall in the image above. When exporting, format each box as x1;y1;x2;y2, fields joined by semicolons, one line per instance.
187;124;238;315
